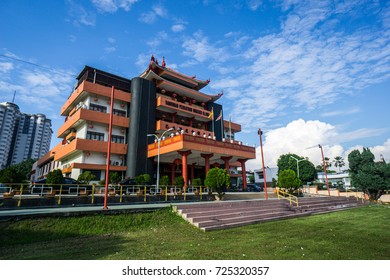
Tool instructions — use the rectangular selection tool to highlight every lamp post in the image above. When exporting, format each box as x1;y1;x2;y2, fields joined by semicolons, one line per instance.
258;128;268;200
289;155;305;179
318;144;330;196
148;128;174;191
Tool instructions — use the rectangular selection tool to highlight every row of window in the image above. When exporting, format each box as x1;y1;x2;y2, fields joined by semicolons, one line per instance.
86;131;125;143
89;103;127;117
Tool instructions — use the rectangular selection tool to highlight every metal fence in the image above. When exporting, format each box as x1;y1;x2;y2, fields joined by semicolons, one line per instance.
0;183;214;207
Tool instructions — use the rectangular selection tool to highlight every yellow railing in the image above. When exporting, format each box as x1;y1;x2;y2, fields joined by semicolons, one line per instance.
346;189;365;203
276;188;299;207
0;183;212;207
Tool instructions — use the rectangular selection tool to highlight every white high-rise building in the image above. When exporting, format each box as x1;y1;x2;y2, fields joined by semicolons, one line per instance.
0;102;52;170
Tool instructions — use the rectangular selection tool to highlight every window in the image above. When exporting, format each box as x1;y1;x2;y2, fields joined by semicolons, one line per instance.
113;109;126;117
111;135;124;144
89;103;107;113
86;131;105;141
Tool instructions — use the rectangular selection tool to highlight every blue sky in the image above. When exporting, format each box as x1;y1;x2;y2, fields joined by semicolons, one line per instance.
0;0;389;169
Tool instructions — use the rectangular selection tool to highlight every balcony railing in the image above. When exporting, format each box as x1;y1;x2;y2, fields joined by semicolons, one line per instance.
157;96;211;120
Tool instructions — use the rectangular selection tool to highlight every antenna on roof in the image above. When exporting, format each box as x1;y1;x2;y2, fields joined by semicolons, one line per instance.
12;90;16;103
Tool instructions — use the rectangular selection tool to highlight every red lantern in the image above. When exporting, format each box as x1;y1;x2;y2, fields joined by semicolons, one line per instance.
173;158;181;165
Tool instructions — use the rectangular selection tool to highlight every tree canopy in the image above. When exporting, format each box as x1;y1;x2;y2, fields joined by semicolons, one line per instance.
0;159;35;183
277;153;316;184
204;167;230;199
277;169;302;194
46;169;64;185
348;148;389;200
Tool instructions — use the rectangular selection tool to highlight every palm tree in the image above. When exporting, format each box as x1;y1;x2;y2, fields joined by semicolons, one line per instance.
324;157;332;169
333;156;345;172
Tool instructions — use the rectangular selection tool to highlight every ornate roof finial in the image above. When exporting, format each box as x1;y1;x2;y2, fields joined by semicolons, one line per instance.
151;55;155;62
162;56;166;67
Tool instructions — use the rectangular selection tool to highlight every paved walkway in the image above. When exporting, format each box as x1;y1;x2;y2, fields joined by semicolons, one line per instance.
0;203;172;220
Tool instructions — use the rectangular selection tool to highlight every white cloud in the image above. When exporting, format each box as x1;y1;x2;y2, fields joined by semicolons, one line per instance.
321;107;361;117
172;24;186;32
91;0;138;13
107;37;116;44
246;119;388;170
0;62;13;73
182;31;229;63
68;35;77;43
247;0;263;11
207;0;390;133
139;4;167;24
66;0;96;26
104;47;116;53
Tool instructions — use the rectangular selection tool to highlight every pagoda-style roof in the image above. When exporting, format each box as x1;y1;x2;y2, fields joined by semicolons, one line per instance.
140;55;210;89
139;56;223;102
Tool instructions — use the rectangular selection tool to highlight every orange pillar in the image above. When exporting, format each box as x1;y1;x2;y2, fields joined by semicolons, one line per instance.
179;151;192;187
238;159;248;191
221;156;232;174
201;153;214;176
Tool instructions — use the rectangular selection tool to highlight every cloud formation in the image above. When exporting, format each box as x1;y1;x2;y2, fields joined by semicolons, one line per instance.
182;1;390;133
246;118;389;171
91;0;138;13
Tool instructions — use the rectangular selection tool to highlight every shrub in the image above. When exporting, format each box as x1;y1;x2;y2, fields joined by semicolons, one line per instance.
159;175;170;186
77;171;96;184
46;169;64;185
174;176;184;187
135;174;151;185
204;167;230;200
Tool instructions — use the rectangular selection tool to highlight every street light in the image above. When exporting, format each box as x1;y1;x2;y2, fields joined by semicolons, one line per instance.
258;128;268;200
147;128;174;192
289;155;305;179
318;144;330;196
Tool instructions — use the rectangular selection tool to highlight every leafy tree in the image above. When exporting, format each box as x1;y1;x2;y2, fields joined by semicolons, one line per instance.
135;174;150;185
324;157;332;168
46;169;64;185
78;171;96;184
348;148;389;200
174;175;184;187
192;178;202;186
277;153;316;183
12;159;35;181
109;172;121;184
277;169;302;194
204;167;230;200
159;175;170;186
0;159;35;183
333;156;345;172
249;174;255;183
0;167;24;183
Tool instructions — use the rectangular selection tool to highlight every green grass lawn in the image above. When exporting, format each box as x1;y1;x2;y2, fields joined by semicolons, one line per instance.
0;205;389;260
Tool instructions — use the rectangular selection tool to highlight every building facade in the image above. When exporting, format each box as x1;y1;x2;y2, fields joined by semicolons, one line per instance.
34;56;256;188
0;102;52;170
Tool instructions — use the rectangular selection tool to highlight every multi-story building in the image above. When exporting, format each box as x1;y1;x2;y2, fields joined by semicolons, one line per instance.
34;56;256;188
0;102;52;170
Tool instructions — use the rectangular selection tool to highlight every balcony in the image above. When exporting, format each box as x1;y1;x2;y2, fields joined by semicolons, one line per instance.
65;132;77;142
61;80;131;116
58;108;130;138
54;138;128;161
157;96;211;121
156;120;212;138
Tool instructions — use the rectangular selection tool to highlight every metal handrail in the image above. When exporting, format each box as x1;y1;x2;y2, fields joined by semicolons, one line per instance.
276;188;299;207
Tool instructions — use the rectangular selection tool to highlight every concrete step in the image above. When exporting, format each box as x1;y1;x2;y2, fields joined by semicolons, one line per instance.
174;196;367;231
200;212;311;231
189;208;293;224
